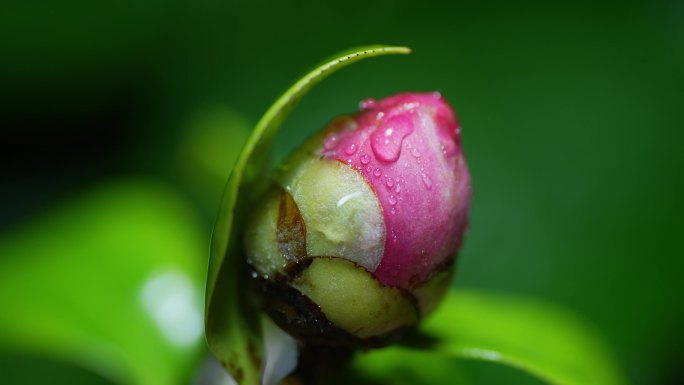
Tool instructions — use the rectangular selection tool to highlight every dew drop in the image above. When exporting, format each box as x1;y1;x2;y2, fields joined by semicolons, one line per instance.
388;195;397;206
365;166;372;173
344;143;358;155
411;148;421;158
323;134;339;150
441;140;457;157
373;168;382;178
360;98;376;110
421;173;433;190
390;207;396;215
370;115;414;163
360;154;371;165
385;177;394;188
403;102;419;111
395;183;401;194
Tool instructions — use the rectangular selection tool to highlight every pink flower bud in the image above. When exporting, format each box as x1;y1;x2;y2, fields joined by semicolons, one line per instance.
245;92;471;346
321;92;471;288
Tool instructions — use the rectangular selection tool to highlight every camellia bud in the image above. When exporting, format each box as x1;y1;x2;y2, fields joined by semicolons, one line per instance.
245;92;471;347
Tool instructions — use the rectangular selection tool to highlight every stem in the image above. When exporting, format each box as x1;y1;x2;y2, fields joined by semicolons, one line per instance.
284;344;354;385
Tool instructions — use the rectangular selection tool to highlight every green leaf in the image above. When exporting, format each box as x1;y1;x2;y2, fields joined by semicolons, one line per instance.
364;289;627;385
0;179;207;385
351;347;473;385
204;45;411;385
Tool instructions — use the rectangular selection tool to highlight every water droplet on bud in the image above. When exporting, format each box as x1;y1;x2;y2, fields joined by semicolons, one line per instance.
359;98;376;110
370;115;414;163
388;195;397;206
360;154;371;165
324;134;339;150
385;177;394;188
345;143;358;155
373;168;382;178
421;173;433;190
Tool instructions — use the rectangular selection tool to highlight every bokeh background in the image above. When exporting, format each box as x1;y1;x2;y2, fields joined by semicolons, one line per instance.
1;0;682;384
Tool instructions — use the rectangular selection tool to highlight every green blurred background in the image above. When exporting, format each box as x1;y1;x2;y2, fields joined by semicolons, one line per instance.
1;0;682;384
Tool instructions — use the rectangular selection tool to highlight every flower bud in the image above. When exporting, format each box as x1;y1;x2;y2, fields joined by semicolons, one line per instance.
245;92;471;347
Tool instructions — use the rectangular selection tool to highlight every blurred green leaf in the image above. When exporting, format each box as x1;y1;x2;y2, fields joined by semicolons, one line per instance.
380;289;628;385
177;105;252;214
179;105;251;181
351;347;473;385
204;45;411;385
0;179;206;385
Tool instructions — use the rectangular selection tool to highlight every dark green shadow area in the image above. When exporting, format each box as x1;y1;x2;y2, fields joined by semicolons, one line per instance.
0;354;115;385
